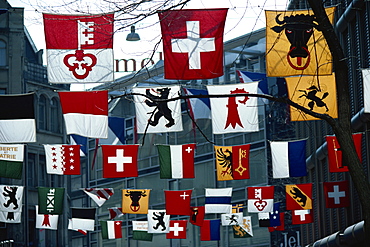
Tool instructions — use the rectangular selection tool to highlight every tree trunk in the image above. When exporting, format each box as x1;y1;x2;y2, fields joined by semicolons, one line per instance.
307;0;370;241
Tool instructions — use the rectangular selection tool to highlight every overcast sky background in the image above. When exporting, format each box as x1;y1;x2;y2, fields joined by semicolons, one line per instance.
8;0;289;90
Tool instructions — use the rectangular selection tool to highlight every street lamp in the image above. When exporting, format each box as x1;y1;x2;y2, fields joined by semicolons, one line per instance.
126;26;140;41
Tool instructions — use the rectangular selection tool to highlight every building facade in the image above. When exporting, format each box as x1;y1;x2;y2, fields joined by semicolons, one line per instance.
0;1;69;246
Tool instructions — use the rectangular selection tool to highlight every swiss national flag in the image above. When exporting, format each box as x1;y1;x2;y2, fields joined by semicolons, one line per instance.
247;186;274;213
102;145;139;178
326;133;362;173
158;9;228;80
44;144;81;175
323;181;350;208
165;190;192;216
292;209;313;225
166;220;187;239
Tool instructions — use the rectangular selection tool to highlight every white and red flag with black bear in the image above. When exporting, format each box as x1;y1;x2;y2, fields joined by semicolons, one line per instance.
102;145;139;178
323;180;350;208
44;144;81;175
247;186;274;213
158;9;228;80
43;13;114;83
83;188;114;207
207;83;259;134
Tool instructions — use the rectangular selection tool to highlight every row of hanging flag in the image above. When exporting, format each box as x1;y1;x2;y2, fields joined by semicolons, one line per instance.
41;8;336;82
0;133;362;180
0;183;350;240
40;7;344;122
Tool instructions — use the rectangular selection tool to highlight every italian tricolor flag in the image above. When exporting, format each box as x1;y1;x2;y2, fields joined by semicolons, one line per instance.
157;144;196;179
100;221;122;239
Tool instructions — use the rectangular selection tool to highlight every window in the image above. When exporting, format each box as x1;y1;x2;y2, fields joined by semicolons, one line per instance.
0;40;6;66
38;95;47;130
50;97;60;133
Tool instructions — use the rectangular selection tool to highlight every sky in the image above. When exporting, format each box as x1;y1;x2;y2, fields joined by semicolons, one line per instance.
8;0;290;90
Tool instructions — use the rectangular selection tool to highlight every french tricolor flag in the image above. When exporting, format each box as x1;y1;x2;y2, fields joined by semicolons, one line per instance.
200;219;221;241
270;139;307;178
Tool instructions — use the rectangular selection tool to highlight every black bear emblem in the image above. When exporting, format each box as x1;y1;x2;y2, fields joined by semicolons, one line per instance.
290;187;307;207
3;186;19;210
152;211;167;231
145;88;175;128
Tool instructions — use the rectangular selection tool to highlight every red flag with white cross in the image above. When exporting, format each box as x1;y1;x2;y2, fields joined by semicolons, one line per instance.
292;209;313;225
102;145;139;178
323;181;350;208
165;190;192;216
158;9;228;80
166;220;187;239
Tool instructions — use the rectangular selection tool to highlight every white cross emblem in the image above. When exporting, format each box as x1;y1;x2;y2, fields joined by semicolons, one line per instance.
328;185;346;204
180;192;189;200
185;146;192;153
170;222;184;236
108;149;132;172
294;209;310;221
171;21;215;70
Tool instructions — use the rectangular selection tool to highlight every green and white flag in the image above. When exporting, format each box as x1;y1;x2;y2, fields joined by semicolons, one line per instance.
100;220;122;239
157;144;195;179
132;221;153;241
0;144;24;179
38;187;64;215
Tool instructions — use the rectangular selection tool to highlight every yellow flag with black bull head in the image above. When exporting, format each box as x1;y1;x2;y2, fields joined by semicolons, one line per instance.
265;7;335;77
286;74;338;121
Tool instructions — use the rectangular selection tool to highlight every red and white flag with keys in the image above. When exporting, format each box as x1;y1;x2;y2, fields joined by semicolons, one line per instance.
44;144;81;175
43;13;114;83
247;186;274;213
158;9;228;80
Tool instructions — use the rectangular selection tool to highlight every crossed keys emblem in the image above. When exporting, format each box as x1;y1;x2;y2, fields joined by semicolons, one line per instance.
63;20;97;79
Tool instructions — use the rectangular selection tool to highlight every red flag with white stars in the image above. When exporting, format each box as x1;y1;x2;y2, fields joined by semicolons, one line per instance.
102;145;139;178
323;181;350;208
44;144;80;175
165;190;192;216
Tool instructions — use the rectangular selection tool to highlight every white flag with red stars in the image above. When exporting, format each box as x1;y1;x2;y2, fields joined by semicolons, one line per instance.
44;144;81;175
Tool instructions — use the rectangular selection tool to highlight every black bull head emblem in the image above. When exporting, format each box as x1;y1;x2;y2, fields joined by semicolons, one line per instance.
271;13;320;70
125;190;147;212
